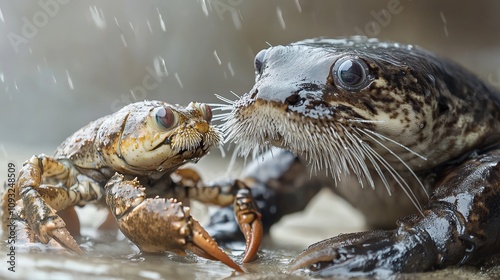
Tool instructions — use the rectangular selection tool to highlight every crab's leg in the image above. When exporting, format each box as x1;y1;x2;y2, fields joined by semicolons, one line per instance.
171;168;263;262
11;155;102;255
233;186;262;263
104;173;244;273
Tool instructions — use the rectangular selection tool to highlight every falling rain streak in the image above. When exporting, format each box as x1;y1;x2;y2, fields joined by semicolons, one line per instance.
440;11;448;37
147;20;153;33
227;62;234;77
157;8;166;32
276;7;286;29
213;50;222;65
66;70;74;90
153;56;168;77
120;34;127;47
200;0;209;17
231;10;242;30
89;6;106;28
174;73;183;88
295;0;302;12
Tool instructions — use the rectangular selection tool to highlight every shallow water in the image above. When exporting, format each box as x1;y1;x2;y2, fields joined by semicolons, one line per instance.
2;148;500;280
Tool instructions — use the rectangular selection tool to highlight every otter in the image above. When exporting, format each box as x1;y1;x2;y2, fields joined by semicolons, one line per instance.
210;37;500;277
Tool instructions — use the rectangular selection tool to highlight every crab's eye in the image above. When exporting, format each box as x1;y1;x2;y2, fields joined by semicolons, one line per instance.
332;57;370;91
155;107;178;130
200;104;212;123
254;49;267;74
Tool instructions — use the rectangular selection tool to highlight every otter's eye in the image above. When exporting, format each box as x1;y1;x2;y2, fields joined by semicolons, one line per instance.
332;57;370;91
200;104;212;123
155;107;178;130
254;49;267;74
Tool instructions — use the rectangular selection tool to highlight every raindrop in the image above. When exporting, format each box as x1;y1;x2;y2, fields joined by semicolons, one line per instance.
129;22;135;34
146;20;153;33
227;62;234;77
440;11;447;24
440;11;449;37
157;8;166;31
0;73;4;83
200;0;209;17
153;56;168;77
0;8;4;23
52;74;57;84
114;17;120;27
14;80;18;91
174;73;183;88
0;144;8;158
276;7;286;29
66;70;74;90
89;6;106;28
130;89;137;101
37;65;41;72
295;0;302;12
120;34;127;47
213;50;222;65
231;9;242;30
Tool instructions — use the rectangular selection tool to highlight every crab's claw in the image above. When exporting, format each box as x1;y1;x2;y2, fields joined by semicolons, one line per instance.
15;197;84;255
234;187;263;263
105;174;243;273
187;219;244;272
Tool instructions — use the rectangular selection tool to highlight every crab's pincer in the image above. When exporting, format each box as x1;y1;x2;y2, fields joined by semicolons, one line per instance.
105;173;244;273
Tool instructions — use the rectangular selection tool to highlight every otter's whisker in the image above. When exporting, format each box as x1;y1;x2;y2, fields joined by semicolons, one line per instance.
363;129;427;161
357;129;425;213
229;91;241;98
341;125;374;189
356;131;423;213
362;128;429;198
346;118;386;124
351;129;389;192
212;112;232;121
214;94;236;105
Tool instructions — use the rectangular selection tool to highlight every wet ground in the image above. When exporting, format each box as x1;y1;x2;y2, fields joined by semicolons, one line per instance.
2;145;500;280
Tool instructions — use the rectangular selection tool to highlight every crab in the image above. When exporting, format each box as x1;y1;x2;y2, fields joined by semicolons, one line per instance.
1;100;263;273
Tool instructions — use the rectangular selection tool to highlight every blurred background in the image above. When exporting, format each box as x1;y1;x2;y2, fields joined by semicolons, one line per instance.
1;1;500;279
1;0;500;150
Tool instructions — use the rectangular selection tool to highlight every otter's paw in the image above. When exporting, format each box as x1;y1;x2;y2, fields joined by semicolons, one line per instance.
290;229;437;277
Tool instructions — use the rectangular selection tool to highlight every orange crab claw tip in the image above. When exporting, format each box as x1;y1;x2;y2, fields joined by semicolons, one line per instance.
51;228;84;255
241;219;263;263
190;220;244;273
